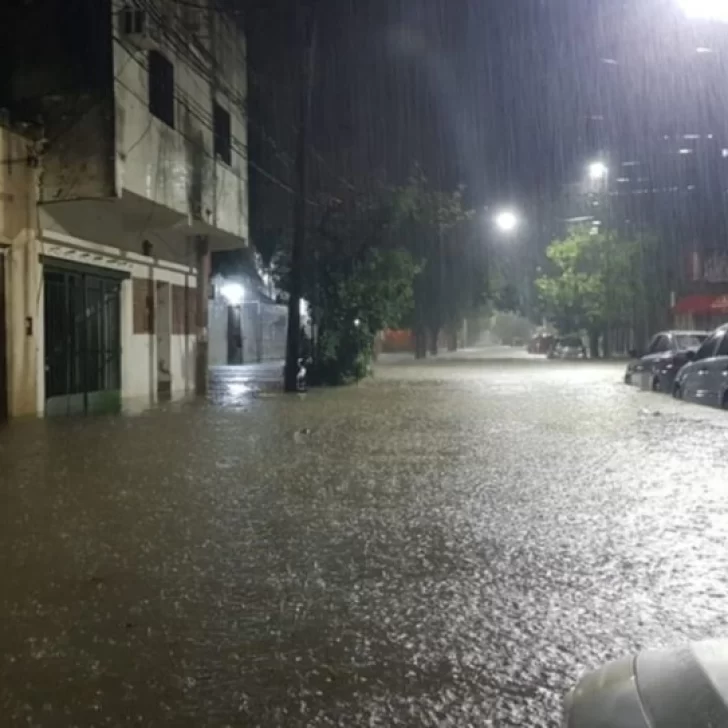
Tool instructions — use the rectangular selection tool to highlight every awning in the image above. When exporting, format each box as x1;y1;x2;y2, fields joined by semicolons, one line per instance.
673;294;728;315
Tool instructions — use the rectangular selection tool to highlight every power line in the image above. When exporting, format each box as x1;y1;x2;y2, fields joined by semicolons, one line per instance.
139;0;366;197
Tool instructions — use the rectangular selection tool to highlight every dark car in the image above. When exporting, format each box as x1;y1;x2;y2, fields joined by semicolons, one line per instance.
548;335;586;359
624;330;708;392
673;322;728;408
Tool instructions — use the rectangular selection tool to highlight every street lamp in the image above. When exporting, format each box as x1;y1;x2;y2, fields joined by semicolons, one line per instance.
588;161;609;182
494;209;520;234
220;281;245;306
677;0;728;21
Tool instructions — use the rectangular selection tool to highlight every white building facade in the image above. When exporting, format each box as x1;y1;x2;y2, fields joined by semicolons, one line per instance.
1;0;248;417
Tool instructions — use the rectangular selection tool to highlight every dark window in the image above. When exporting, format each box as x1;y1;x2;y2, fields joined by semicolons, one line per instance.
647;335;666;354
123;8;145;35
696;335;719;360
149;51;174;128
717;333;728;357
213;102;232;165
656;335;671;353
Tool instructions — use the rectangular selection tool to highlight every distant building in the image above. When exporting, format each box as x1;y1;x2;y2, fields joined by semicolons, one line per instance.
0;0;248;416
561;132;728;334
208;250;288;366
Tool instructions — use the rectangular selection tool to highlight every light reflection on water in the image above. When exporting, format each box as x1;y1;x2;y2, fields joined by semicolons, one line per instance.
1;359;728;725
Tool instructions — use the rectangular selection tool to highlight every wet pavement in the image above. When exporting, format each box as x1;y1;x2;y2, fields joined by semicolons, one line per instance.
2;353;728;726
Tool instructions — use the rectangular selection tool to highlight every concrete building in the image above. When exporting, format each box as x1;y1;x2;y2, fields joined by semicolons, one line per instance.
0;0;248;417
0;125;41;421
207;250;288;367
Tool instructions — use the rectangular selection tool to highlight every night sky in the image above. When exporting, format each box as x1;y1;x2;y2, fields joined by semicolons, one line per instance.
246;0;728;247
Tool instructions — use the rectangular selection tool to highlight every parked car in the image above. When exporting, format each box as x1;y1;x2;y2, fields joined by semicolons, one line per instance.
563;639;728;728
624;330;708;392
548;335;586;359
528;333;555;354
673;323;728;408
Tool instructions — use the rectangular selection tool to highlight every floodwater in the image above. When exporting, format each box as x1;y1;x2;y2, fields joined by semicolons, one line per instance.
3;353;728;726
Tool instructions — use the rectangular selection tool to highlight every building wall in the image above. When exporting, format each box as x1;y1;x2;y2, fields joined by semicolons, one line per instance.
3;0;116;204
112;0;248;241
41;232;197;409
5;0;248;255
40;103;116;203
208;292;288;367
0;126;41;417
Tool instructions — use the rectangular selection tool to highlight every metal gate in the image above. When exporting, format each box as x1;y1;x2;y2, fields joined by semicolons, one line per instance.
0;253;7;422
44;263;124;416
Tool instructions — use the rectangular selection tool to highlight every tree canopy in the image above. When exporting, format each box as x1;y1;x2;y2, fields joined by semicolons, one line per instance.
536;225;664;355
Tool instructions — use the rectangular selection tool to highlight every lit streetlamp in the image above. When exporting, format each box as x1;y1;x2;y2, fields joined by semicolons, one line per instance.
494;209;520;234
677;0;728;22
588;161;609;182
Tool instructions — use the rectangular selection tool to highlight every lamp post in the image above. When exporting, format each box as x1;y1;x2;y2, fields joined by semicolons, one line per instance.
491;208;530;315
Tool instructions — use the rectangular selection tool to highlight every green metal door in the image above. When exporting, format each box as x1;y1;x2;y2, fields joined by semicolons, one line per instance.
44;262;124;416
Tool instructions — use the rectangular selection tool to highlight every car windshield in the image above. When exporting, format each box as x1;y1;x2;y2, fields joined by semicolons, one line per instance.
674;334;707;350
561;337;582;347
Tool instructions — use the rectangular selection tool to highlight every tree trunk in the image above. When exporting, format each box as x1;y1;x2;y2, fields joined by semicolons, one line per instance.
588;329;600;359
603;328;612;359
414;327;427;359
447;324;458;352
428;327;439;356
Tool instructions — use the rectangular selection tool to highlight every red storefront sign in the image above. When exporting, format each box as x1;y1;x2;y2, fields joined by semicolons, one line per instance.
673;294;728;315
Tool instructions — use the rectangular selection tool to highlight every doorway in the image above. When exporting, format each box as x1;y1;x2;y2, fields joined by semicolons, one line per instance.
156;281;172;397
227;305;243;364
44;263;123;416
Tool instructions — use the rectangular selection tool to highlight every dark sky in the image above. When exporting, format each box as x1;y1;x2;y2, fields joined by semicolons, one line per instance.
246;0;728;242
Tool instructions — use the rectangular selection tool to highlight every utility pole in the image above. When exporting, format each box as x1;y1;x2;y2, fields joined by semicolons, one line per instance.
284;1;317;392
195;235;210;396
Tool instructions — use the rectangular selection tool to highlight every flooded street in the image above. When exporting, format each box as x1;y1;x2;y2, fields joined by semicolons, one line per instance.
3;353;728;726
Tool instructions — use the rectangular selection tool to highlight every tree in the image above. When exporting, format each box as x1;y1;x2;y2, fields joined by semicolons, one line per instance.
271;173;487;380
390;170;484;358
274;189;419;385
536;226;654;357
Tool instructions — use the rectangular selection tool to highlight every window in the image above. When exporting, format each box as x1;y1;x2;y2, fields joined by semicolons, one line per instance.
696;335;719;360
716;333;728;357
181;6;201;35
674;333;707;351
213;102;232;165
648;335;668;354
149;51;174;128
122;7;146;35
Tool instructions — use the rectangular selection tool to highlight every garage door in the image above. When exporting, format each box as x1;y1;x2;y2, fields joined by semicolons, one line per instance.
44;262;125;416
